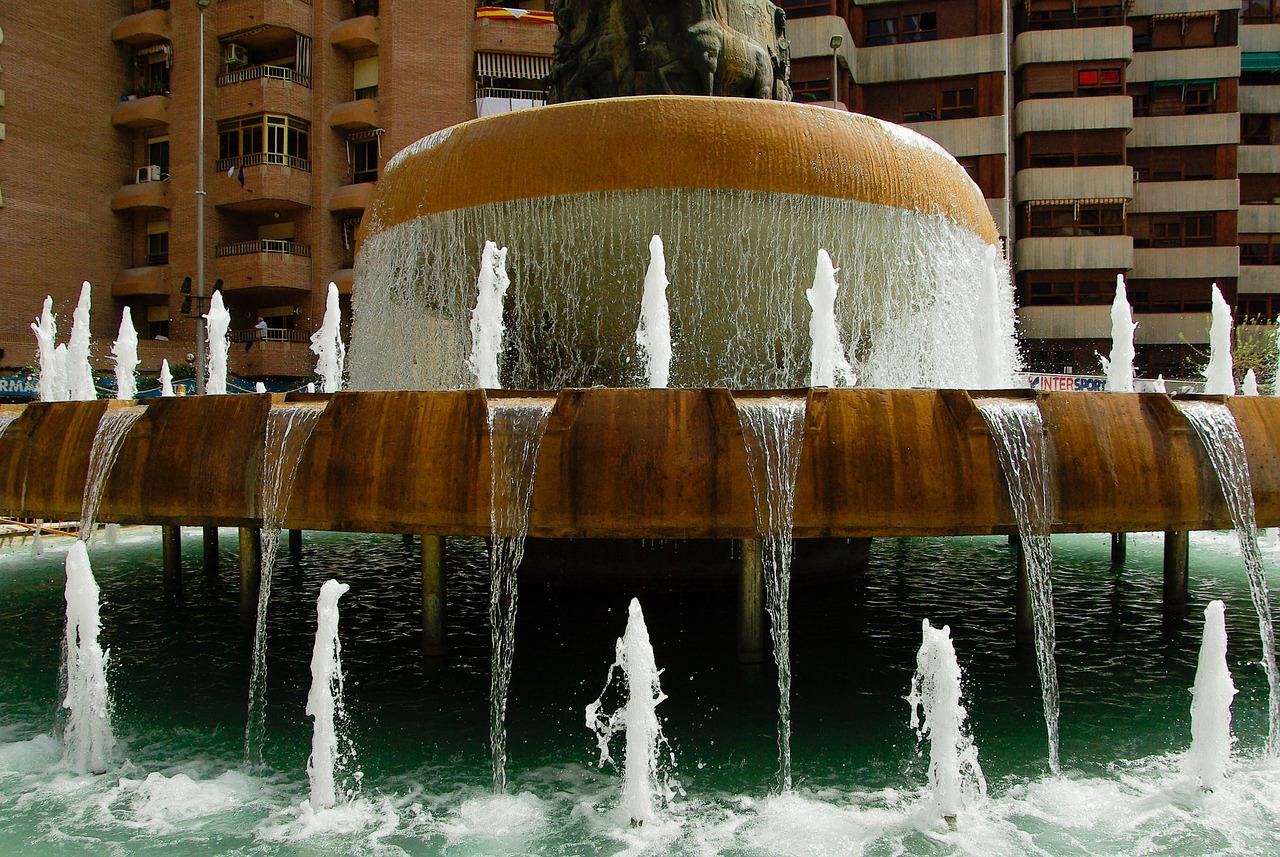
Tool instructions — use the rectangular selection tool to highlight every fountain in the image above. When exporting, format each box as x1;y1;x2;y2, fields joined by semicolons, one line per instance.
61;540;114;774
309;283;346;394
738;397;805;791
1102;273;1136;393
78;405;146;542
585;598;677;826
1185;600;1237;792
807;249;856;388
305;579;358;810
468;241;510;389
204;291;231;396
159;360;175;397
66;282;96;403
636;235;673;389
1204;285;1235;396
908;619;985;826
112;308;139;402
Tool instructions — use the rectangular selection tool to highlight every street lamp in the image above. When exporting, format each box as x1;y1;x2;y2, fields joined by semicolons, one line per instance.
830;34;843;108
195;0;211;394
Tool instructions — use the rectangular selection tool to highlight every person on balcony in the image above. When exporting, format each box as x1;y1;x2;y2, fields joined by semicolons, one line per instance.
246;316;267;351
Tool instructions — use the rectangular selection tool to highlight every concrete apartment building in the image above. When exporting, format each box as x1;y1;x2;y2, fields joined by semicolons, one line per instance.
0;0;1278;386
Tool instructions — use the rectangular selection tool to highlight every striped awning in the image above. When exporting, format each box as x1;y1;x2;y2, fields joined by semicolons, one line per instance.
475;51;552;81
475;7;555;24
1243;52;1280;73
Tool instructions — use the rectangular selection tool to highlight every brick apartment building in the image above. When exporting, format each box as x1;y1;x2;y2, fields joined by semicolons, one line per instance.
0;0;1278;386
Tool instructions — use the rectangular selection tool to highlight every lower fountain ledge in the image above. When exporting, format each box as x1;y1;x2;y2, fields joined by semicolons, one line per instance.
0;387;1276;538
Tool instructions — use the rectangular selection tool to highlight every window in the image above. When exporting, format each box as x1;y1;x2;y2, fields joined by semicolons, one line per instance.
217;115;310;170
1183;84;1215;114
146;305;170;340
1237;296;1280;321
352;138;378;183
1243;115;1280;145
1026;1;1123;29
901;13;937;43
1242;235;1280;265
259;305;296;332
790;76;832;103
1131;213;1217;247
354;56;379;101
135;46;170;97
1243;0;1277;23
1023;63;1124;98
147;137;169;179
1022;130;1125;168
1128;147;1218;182
866;17;897;46
1026;203;1124;237
146;221;169;266
1021;272;1117;306
1076;67;1123;95
940;87;976;118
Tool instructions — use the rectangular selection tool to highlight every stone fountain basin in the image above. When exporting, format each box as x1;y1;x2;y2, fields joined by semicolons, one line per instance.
0;389;1276;538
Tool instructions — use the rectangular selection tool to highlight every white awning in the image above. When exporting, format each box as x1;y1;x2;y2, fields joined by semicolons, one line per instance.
475;52;551;81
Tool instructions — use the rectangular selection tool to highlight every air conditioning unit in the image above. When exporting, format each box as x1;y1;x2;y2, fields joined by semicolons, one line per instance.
136;165;162;183
224;43;249;68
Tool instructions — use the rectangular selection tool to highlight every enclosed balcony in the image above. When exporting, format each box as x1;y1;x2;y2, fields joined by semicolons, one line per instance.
111;176;170;213
111;8;171;47
217;65;312;120
214;239;312;295
229;329;315;379
111;266;169;299
216;0;312;39
111;95;170;129
1015;235;1134;271
327;182;375;214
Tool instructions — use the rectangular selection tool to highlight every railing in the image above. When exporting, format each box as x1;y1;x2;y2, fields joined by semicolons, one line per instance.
217;64;311;88
215;239;312;257
146;252;170;266
216;152;311;172
354;85;379;100
477;86;547;101
123;82;170;99
230;327;308;343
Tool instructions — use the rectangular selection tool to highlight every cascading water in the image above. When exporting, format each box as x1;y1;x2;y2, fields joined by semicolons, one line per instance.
62;540;114;774
977;399;1061;773
908;619;985;825
244;404;326;769
305;579;359;811
112;308;139;401
468;242;510;389
1203;285;1235;396
738;398;806;791
0;412;18;438
487;400;552;792
636;235;673;388
1178;400;1279;755
309;282;346;394
585;598;678;826
806;249;856;388
351;191;1020;390
1185;599;1237;791
1102;273;1136;393
205;292;232;396
78;406;146;543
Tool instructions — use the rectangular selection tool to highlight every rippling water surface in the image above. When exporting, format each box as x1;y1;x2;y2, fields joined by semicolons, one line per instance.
0;528;1277;855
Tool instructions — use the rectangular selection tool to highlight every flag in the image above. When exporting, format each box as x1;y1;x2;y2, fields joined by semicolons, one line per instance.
227;165;236;178
237;166;245;187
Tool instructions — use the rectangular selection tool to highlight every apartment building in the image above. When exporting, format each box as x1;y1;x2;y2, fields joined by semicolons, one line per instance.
0;0;1277;384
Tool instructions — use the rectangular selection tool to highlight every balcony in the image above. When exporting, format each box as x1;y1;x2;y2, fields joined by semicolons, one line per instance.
1240;266;1280;294
229;330;315;379
217;66;312;119
1017;305;1111;340
215;240;312;295
1240;145;1280;174
1014;166;1134;204
111;178;170;213
1133;313;1210;346
1131;180;1239;213
1129;46;1241;84
1013;27;1132;68
328;98;379;132
1129;112;1240;147
111;94;170;129
1014;95;1132;135
111;266;169;299
1015;235;1134;270
1132;246;1240;279
1240;204;1280;233
329;15;380;52
785;16;853;61
216;156;312;213
902;115;1005;157
856;34;1003;84
1240;85;1280;115
111;8;171;46
472;15;557;57
328;182;375;214
215;0;312;39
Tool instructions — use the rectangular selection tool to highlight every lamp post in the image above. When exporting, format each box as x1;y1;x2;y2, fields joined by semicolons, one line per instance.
830;34;843;109
195;0;210;394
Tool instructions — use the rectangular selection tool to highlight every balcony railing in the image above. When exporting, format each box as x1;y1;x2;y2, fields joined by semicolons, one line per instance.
354;84;379;100
216;152;311;172
217;64;311;88
215;239;311;257
477;86;547;100
230;327;308;343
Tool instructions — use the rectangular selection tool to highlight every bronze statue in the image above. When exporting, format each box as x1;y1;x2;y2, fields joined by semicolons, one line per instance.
547;0;792;103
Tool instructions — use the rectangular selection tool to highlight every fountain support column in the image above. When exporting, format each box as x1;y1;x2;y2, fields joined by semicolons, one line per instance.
1111;533;1126;564
737;538;766;664
1164;530;1190;613
239;527;262;616
161;525;182;601
1014;539;1033;645
421;534;446;657
203;527;219;575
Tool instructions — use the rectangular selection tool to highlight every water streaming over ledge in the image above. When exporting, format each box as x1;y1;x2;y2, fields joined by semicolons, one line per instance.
977;399;1061;773
78;406;146;542
1178;400;1279;755
244;404;326;770
738;398;806;792
487;401;553;793
0;413;18;438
